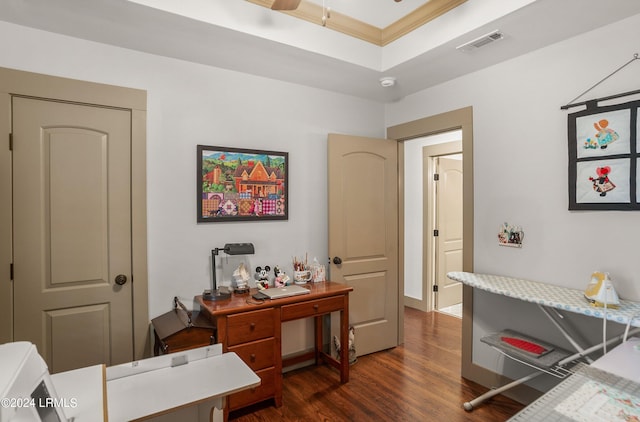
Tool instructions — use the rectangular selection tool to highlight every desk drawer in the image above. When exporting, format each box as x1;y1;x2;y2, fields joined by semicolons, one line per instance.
226;308;275;346
228;366;275;410
228;337;275;371
281;296;344;321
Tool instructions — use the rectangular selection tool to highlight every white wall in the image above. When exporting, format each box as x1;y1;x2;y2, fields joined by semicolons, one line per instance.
0;21;385;355
388;12;640;386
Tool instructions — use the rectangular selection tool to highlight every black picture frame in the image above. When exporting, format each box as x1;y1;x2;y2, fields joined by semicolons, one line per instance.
197;145;288;222
568;99;639;210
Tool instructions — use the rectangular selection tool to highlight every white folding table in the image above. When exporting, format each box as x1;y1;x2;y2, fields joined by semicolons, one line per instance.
52;344;259;422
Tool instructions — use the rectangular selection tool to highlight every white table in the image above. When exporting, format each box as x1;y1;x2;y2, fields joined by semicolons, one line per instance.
49;344;259;422
509;339;640;421
51;364;106;421
106;346;260;421
591;336;640;382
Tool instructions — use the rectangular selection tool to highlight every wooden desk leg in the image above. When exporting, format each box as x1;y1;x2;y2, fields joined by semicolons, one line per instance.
340;293;349;383
314;315;322;365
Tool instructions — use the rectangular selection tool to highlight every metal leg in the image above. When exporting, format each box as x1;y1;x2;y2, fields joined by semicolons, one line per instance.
557;326;640;366
465;304;640;411
538;305;594;363
463;372;543;411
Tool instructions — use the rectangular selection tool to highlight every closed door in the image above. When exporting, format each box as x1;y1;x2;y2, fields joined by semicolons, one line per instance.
12;96;133;373
328;134;399;356
435;156;463;309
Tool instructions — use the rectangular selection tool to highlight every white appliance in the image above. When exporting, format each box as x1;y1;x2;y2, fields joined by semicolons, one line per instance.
0;342;67;422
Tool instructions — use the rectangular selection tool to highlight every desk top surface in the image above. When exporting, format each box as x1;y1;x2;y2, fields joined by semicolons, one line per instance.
51;364;106;422
107;352;259;421
197;281;352;316
448;272;640;327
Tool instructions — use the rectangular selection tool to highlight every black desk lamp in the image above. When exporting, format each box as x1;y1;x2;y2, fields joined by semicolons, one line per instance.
203;243;255;301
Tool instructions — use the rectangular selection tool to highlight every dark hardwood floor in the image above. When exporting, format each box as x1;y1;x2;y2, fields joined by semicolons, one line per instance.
230;307;525;421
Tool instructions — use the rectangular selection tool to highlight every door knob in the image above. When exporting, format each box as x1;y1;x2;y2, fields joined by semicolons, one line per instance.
333;256;342;265
115;274;128;285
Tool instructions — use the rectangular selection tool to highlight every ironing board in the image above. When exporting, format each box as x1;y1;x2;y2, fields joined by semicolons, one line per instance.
447;271;640;411
447;272;640;326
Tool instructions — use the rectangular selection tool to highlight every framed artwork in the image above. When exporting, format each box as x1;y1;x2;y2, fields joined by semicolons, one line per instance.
568;100;640;210
197;145;288;222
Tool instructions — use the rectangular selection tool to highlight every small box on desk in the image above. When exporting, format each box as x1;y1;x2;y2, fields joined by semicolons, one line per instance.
151;297;216;356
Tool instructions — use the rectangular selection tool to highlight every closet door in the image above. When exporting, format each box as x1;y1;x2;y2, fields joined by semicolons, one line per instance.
12;96;134;373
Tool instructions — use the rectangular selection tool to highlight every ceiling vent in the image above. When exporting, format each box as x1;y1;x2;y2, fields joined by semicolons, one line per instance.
456;30;504;51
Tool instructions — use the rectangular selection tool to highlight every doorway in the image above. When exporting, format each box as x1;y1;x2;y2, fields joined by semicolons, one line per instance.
402;132;462;314
387;107;474;373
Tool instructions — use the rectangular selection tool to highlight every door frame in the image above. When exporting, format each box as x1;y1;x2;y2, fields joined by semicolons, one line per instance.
0;67;150;359
425;142;462;312
387;106;474;375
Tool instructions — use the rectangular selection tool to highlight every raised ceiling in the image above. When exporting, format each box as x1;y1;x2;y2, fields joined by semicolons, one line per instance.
247;0;468;46
1;0;640;103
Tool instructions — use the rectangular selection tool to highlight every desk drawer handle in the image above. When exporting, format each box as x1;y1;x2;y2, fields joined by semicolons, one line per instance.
313;304;319;311
250;322;256;330
250;354;256;362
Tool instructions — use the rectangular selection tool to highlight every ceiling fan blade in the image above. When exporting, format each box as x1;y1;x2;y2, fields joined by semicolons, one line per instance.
271;0;302;10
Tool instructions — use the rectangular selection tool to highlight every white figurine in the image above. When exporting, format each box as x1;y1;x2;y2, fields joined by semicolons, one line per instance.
233;262;251;292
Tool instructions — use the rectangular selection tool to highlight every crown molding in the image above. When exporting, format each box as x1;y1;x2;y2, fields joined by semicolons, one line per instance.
382;0;468;46
246;0;468;46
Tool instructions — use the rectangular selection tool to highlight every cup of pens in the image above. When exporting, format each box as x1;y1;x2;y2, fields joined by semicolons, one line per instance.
292;255;311;284
293;270;312;284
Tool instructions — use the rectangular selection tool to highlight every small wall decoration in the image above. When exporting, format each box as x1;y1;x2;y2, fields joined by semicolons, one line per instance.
498;222;523;248
197;145;288;222
568;99;640;210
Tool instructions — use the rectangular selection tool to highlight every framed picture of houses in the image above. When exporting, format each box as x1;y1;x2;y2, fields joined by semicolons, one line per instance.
197;145;288;222
568;99;640;210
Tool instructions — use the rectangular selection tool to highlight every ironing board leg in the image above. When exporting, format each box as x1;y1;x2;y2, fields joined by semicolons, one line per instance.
538;305;594;363
463;372;543;411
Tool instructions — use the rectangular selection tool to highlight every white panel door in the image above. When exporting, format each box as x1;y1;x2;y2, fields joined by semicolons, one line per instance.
435;156;463;309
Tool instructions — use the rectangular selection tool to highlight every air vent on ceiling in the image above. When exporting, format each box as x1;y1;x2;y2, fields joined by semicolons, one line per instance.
456;30;504;51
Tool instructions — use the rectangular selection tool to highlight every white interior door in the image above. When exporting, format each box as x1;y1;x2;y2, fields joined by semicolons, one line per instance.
435;156;463;309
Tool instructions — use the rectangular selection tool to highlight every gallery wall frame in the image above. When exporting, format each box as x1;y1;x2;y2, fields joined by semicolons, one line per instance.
197;145;288;222
568;99;640;210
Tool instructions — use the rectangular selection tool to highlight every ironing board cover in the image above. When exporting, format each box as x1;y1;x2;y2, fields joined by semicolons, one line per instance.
447;272;640;327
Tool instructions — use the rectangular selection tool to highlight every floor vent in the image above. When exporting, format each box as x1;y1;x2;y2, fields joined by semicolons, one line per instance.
456;30;504;51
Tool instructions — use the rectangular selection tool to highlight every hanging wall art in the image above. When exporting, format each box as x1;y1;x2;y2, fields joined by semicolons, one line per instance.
568;99;640;210
197;145;288;222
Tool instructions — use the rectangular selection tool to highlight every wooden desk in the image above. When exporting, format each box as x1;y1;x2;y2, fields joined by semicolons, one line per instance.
196;281;353;412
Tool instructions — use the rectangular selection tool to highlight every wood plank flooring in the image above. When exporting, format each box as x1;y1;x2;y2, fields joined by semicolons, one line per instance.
230;307;525;421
